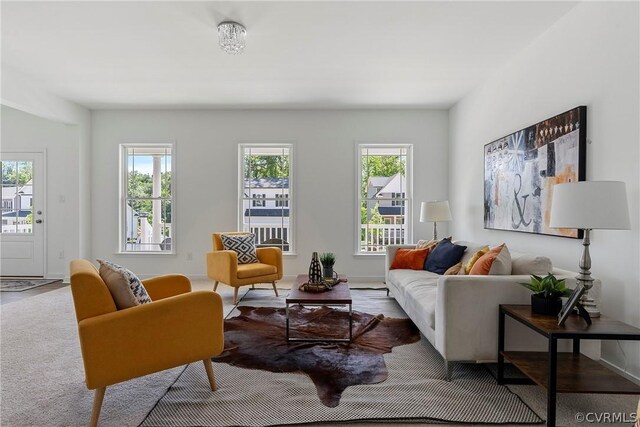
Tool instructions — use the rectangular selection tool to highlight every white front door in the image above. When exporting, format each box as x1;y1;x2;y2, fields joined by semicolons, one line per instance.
0;152;45;277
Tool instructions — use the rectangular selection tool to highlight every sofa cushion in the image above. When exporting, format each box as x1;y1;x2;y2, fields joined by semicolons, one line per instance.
403;280;438;331
97;259;152;309
464;246;490;274
511;253;553;275
416;239;438;250
390;247;430;270
469;244;511;275
424;238;467;274
444;262;463;275
237;263;278;279
221;233;259;264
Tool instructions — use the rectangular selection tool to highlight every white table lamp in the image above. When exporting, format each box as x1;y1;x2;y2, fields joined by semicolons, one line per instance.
420;201;452;240
549;181;630;317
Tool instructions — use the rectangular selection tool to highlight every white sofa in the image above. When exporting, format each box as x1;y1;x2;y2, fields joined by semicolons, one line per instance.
385;241;588;377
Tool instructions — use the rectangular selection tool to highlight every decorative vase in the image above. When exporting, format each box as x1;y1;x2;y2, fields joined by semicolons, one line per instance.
322;266;334;279
308;252;323;284
531;294;563;316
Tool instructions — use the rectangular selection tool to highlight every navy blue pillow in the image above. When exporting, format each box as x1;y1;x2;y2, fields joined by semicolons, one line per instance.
424;239;467;274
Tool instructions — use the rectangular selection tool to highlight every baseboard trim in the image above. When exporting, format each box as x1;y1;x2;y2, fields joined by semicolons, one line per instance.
599;357;640;385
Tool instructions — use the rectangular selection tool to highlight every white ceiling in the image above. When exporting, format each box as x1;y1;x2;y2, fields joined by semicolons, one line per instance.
1;1;578;109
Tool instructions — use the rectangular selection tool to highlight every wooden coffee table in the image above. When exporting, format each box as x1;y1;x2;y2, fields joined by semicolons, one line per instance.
286;274;351;342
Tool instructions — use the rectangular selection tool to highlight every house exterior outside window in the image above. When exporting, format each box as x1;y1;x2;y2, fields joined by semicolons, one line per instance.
357;144;412;254
239;144;293;254
120;144;174;253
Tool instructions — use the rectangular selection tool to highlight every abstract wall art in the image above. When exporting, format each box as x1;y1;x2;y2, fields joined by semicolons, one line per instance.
484;106;586;238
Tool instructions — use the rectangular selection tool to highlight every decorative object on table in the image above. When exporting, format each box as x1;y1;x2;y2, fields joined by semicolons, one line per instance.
519;273;570;315
308;252;323;284
320;252;336;279
557;284;591;326
420;201;452;240
217;21;246;54
484;106;586;238
550;181;631;317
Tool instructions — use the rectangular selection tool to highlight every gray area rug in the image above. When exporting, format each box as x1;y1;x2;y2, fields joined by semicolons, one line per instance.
141;289;542;426
0;278;61;292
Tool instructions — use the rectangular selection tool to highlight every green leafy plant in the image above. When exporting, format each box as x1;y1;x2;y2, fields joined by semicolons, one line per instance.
520;274;571;299
320;252;336;268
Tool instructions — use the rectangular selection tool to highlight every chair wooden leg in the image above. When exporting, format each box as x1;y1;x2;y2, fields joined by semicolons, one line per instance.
233;287;239;305
272;281;279;297
90;387;106;427
252;284;255;289
213;281;219;292
203;358;217;391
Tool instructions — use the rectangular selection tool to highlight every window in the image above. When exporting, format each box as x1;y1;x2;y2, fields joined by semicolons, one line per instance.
120;144;174;253
275;194;289;207
252;194;266;207
357;144;412;253
240;144;293;253
1;160;33;234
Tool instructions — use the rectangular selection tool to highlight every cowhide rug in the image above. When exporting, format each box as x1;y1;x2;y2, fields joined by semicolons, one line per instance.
214;305;420;407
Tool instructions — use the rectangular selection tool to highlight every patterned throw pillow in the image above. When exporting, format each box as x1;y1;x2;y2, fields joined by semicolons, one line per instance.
221;233;259;264
97;259;152;309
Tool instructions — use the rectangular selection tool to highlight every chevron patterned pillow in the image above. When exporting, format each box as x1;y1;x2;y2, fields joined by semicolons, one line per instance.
97;259;152;309
221;233;259;264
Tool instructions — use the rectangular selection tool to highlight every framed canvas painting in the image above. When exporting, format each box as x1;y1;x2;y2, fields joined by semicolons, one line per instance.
483;106;586;238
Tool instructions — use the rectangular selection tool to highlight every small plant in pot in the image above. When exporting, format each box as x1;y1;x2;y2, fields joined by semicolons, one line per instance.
520;274;571;315
320;252;336;279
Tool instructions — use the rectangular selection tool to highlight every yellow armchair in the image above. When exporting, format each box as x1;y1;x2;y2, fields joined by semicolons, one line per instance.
69;259;224;427
206;232;283;304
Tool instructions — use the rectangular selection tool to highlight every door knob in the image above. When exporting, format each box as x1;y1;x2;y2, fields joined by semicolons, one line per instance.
35;219;43;224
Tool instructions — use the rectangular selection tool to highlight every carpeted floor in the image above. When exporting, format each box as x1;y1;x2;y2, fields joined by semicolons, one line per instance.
0;278;62;292
0;280;637;427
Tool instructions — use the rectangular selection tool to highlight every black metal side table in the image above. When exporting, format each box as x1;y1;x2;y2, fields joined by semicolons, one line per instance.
498;304;640;427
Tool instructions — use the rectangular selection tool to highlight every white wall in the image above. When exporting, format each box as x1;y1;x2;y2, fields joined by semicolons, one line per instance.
1;65;92;260
91;109;448;280
449;2;640;378
1;106;81;278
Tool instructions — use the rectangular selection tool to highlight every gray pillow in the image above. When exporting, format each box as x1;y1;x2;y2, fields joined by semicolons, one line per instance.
510;254;553;276
97;259;152;309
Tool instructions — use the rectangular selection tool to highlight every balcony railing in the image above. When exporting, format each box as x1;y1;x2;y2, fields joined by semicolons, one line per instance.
360;223;406;252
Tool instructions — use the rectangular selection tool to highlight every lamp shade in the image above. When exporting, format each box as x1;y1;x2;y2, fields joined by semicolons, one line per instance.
420;201;452;223
549;181;630;230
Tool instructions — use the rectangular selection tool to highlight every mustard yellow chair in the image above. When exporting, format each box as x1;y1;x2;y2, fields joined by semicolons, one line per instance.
206;232;283;304
69;259;224;427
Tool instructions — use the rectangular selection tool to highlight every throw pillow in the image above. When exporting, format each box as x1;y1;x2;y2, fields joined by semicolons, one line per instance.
444;262;463;275
424;238;467;274
97;259;152;309
221;233;259;264
469;244;512;275
511;254;553;276
416;239;438;250
465;246;490;274
390;248;430;270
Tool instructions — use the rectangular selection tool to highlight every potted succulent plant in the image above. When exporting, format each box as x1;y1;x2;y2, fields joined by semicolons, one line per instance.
520;273;571;315
320;252;336;279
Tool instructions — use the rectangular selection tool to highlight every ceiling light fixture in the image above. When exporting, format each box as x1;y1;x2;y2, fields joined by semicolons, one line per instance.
217;21;246;55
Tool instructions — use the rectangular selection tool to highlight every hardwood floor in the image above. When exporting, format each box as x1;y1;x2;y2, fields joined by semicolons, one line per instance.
0;281;69;305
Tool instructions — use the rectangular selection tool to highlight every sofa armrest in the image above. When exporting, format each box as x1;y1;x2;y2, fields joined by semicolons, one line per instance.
78;290;224;389
142;274;192;301
384;245;416;283
434;275;540;362
206;250;238;284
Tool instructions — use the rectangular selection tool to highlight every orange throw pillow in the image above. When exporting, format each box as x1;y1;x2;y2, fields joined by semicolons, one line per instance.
469;244;511;275
390;248;430;270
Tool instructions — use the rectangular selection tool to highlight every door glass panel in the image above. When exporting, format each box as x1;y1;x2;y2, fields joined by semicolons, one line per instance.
2;160;34;234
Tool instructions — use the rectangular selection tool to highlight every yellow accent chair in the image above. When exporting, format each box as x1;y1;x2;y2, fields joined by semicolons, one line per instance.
69;259;224;427
206;232;283;304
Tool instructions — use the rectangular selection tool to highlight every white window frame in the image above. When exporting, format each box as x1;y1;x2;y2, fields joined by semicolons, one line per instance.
355;143;413;255
119;143;176;254
238;143;295;255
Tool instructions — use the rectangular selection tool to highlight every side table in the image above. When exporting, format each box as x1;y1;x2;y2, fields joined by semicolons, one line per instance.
498;304;640;427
